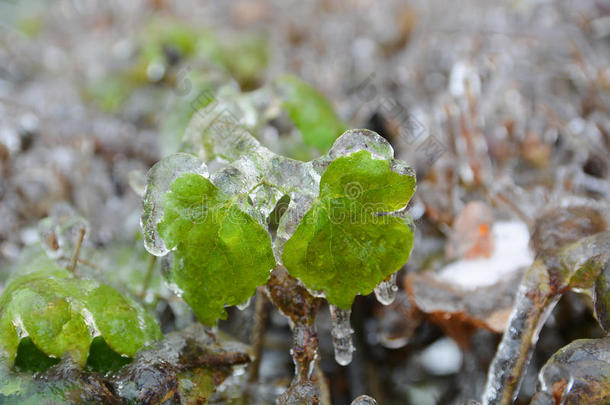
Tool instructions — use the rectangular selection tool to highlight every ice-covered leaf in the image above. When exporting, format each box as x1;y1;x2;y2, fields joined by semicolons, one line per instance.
531;337;610;405
0;246;161;369
282;150;415;308
0;324;249;404
276;74;346;152
157;173;275;325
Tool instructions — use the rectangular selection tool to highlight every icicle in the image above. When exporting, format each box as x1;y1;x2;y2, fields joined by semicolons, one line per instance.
236;296;252;311
329;305;354;366
351;395;378;405
374;272;398;305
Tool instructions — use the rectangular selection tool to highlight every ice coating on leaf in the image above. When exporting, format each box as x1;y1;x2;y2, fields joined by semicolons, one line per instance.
327;129;394;162
0;246;161;368
532;338;610;404
374;272;399;305
351;395;378;405
183;99;262;163
156;173;275;325
160;116;416;315
281;149;415;308
330;306;354;366
141;153;208;257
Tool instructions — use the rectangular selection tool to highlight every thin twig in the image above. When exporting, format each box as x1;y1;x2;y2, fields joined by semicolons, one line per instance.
69;227;86;273
139;255;157;298
315;361;331;405
248;287;269;383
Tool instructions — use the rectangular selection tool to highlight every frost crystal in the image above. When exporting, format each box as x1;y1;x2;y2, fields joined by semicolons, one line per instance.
330;305;354;366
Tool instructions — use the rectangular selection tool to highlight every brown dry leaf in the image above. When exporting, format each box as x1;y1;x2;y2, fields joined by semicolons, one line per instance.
405;268;523;347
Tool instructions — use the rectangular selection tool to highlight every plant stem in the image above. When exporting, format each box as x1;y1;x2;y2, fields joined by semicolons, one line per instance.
140;255;157;297
69;227;86;273
248;287;269;383
315;361;331;405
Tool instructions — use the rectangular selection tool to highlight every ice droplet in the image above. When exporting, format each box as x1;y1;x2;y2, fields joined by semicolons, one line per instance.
141;154;208;256
374;272;398;305
236;296;252;311
330;305;354;366
351;395;378;405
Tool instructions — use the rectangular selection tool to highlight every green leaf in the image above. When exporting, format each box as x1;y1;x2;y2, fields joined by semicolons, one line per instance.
0;246;161;369
277;75;347;152
282;150;415;308
157;173;275;325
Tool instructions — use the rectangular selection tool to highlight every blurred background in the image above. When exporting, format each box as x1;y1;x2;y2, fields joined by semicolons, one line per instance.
0;0;609;404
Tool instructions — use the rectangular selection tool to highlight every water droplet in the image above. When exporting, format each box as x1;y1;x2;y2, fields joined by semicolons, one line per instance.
329;305;354;366
374;272;398;305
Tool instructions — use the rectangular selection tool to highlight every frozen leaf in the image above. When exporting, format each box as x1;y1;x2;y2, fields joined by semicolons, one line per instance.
276;74;347;152
531;337;610;405
157;173;275;325
0;324;248;404
282;150;415;308
0;245;161;369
